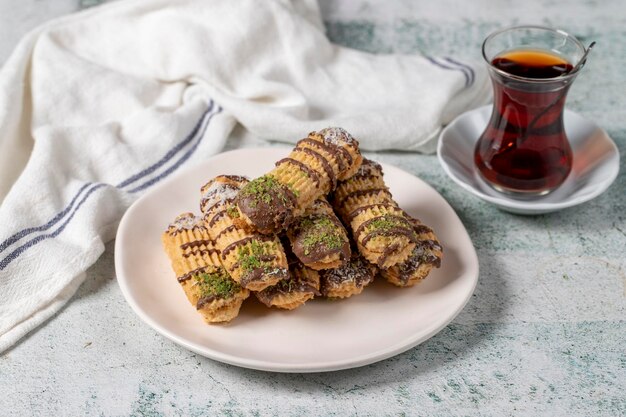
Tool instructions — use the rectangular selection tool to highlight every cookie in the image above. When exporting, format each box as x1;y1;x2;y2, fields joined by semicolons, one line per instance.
161;213;249;323
331;159;417;269
380;218;443;287
200;175;289;291
256;260;321;310
286;198;351;270
235;127;362;234
319;254;377;299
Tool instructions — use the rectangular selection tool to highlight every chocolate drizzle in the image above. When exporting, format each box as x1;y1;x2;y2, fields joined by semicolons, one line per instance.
180;239;214;250
177;266;207;283
360;227;417;246
214;224;237;241
347;203;398;221
293;146;336;190
221;235;276;257
354;214;412;240
182;248;220;258
208;209;228;227
196;295;219;309
413;224;433;235
338;188;391;208
378;243;401;268
298;138;346;173
276;158;320;186
200;182;240;213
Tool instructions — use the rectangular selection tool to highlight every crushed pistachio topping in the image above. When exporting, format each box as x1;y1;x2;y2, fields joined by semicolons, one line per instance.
368;215;411;233
240;175;293;205
193;270;240;299
300;216;345;255
237;240;276;273
275;278;296;293
226;205;240;218
287;183;300;197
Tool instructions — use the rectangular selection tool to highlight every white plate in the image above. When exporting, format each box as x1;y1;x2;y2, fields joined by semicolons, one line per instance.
438;105;620;214
115;148;478;372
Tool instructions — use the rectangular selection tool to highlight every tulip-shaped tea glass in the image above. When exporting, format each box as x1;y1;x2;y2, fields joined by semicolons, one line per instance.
475;26;590;196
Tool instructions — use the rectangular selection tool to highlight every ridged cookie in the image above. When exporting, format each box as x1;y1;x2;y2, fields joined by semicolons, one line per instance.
319;254;377;299
331;159;417;269
256;259;321;310
286;198;350;270
161;213;249;323
200;175;289;291
381;218;443;287
235;127;362;234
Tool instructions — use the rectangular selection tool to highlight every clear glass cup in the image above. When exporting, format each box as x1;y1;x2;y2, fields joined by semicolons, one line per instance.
474;26;588;196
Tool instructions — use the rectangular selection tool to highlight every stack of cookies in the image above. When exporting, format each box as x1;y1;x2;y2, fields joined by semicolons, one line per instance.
161;128;442;324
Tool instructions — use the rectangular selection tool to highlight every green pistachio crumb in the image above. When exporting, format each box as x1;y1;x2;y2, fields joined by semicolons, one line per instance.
240;175;294;205
226;205;240;218
194;270;240;299
276;278;295;292
237;240;274;272
300;216;345;255
368;215;408;232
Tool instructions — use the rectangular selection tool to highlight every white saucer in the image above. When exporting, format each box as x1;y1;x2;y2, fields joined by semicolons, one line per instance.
437;105;620;214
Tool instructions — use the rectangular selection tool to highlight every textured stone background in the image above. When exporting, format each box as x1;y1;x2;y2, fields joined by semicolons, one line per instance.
1;0;625;416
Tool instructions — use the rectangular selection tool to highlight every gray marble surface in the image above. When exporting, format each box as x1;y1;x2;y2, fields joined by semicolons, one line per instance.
1;0;625;416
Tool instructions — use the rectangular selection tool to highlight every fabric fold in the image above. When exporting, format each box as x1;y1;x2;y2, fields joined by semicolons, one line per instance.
0;0;489;352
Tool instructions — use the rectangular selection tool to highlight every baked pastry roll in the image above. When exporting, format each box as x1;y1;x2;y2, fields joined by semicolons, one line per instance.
380;218;443;287
200;175;289;291
161;213;249;323
286;198;350;270
256;259;321;310
331;159;418;269
235;127;362;234
319;254;377;299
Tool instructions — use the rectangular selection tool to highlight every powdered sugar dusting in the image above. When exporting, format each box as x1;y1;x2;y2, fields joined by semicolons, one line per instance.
318;127;356;147
169;213;203;232
355;158;383;177
323;256;374;287
201;181;241;212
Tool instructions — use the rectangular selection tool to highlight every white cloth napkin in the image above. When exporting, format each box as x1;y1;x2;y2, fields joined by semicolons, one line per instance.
0;0;489;352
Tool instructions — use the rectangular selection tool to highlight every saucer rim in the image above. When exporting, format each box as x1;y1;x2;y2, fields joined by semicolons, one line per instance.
437;105;620;214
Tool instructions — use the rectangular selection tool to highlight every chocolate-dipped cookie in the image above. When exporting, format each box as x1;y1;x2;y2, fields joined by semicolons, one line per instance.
161;213;249;323
256;260;321;310
286;198;350;270
200;175;289;292
235;127;362;234
380;218;443;287
319;254;377;299
331;159;418;269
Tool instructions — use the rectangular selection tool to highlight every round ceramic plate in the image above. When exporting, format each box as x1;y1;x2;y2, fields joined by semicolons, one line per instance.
115;148;478;372
438;105;620;214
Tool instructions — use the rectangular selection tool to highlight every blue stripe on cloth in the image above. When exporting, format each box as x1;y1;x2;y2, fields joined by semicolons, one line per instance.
0;182;92;255
116;100;215;189
0;101;220;269
0;183;106;270
444;57;475;85
425;56;471;86
127;106;222;193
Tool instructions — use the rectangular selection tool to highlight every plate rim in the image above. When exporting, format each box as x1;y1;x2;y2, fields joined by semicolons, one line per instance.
437;105;620;213
115;148;479;373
